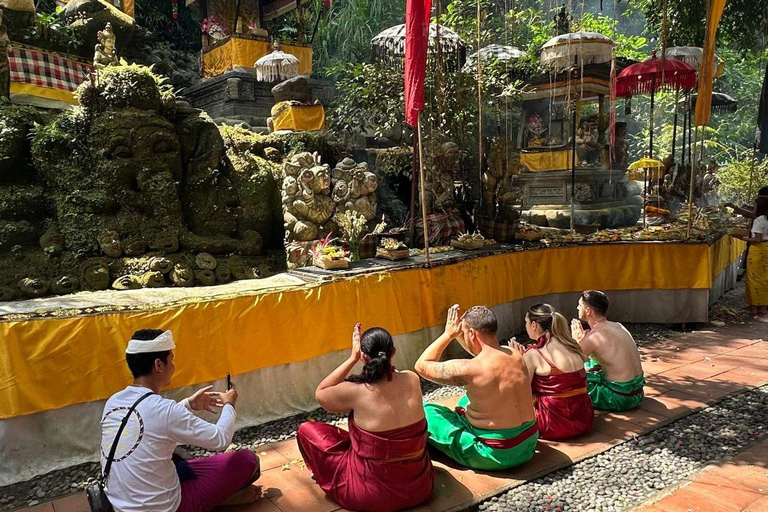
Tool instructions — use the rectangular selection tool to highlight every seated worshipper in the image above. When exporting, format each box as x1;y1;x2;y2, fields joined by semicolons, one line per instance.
733;196;768;320
101;329;261;512
416;305;538;471
519;304;593;440
571;291;645;411
296;324;435;512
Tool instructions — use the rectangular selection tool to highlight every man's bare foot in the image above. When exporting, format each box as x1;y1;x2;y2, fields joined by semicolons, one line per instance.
220;485;264;506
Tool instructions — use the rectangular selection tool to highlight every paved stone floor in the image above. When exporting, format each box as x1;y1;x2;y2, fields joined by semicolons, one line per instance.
12;321;768;512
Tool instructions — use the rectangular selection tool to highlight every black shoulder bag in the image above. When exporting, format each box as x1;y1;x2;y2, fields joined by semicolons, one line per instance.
87;391;154;512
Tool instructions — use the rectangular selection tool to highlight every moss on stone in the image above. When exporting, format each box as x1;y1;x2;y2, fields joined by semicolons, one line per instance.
75;64;174;113
0;104;40;180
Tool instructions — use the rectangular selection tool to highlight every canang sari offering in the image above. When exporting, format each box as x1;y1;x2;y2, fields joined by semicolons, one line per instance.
297;415;435;512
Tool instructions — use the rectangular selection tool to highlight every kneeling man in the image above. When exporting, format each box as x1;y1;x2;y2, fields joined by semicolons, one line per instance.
572;291;645;411
101;329;261;512
415;306;538;471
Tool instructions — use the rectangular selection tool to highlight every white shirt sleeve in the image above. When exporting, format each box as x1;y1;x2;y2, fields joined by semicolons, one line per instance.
165;402;237;451
751;216;768;237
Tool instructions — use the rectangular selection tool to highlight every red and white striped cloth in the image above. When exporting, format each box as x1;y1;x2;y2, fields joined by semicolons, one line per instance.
9;45;92;92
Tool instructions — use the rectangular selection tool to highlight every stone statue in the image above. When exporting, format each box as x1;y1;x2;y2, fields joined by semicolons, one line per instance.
112;274;141;290
140;271;165;288
39;226;64;256
18;277;48;298
576;118;600;167
196;269;216;286
427;143;459;213
148;256;173;274
81;259;110;290
611;122;629;170
51;275;79;295
331;157;378;221
554;5;572;36
93;22;118;69
98;230;122;258
0;9;10;101
484;138;520;210
281;151;335;241
170;262;194;287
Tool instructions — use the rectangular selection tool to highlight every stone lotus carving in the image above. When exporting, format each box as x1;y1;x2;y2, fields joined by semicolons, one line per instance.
282;152;335;242
18;277;48;298
82;259;110;290
331;158;378;221
51;276;79;295
196;269;216;286
93;22;118;69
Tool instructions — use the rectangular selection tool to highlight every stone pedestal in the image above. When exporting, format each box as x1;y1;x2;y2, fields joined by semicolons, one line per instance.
515;168;641;229
182;70;334;132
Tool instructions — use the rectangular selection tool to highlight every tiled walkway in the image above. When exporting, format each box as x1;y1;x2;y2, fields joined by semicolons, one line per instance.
15;323;768;512
634;437;768;512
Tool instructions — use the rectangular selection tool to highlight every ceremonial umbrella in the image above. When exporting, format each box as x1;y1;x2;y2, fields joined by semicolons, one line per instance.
678;92;738;114
616;55;697;159
664;46;724;78
254;41;300;82
463;44;527;71
628;158;665;227
371;23;466;66
540;31;613;70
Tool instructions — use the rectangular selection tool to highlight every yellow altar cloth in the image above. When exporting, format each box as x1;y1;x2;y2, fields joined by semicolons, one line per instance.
0;236;744;419
203;36;313;78
273;105;326;132
521;149;574;172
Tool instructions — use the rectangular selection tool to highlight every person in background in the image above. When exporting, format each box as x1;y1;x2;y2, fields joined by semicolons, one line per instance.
734;196;768;320
725;187;768;281
101;329;261;512
571;292;645;411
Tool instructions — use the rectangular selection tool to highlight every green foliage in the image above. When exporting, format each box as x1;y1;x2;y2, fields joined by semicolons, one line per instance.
717;153;768;205
630;0;768;53
573;13;647;61
9;11;86;55
309;0;406;76
75;64;175;112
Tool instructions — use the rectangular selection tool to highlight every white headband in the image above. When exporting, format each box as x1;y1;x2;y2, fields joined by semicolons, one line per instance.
126;330;176;354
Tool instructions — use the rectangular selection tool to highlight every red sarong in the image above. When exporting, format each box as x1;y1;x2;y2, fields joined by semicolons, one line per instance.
531;356;594;440
297;416;435;512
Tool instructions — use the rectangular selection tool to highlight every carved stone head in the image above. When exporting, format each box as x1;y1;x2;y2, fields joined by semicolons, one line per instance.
39;226;64;255
171;262;194;287
112;274;141;290
51;275;79;295
98;230;122;258
82;259;110;290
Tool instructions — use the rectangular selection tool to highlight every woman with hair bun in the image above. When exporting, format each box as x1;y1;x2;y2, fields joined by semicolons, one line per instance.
520;304;594;440
296;324;434;512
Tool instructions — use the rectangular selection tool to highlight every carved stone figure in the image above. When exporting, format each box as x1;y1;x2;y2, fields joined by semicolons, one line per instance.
170;262;194;287
611;122;629;170
82;259;110;290
554;5;572;36
574;183;596;202
215;262;232;283
93;22;118;69
51;275;79;295
151;231;180;253
0;9;10;101
195;252;217;270
426;142;459;214
148;256;173;274
39;226;64;255
112;274;141;290
98;231;122;258
228;256;249;280
122;236;147;256
331;158;378;221
282;152;335;242
140;271;165;288
18;277;48;298
484;138;522;210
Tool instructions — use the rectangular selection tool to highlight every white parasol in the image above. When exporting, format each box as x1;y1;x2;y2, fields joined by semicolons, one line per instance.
540;31;613;70
371;23;465;62
254;41;300;82
463;44;528;71
663;46;724;78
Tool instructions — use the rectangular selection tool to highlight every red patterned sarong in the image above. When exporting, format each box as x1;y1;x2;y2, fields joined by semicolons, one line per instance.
297;416;435;512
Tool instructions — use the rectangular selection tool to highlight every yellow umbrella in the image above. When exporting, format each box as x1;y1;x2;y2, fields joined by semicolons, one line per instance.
628;158;666;227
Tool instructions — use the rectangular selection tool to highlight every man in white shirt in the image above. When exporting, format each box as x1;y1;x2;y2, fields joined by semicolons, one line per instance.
101;329;261;512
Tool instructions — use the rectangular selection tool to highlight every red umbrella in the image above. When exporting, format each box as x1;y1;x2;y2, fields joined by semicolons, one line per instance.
614;54;697;160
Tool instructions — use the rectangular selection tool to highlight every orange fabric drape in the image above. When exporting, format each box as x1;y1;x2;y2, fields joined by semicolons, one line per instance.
694;0;727;126
122;0;134;17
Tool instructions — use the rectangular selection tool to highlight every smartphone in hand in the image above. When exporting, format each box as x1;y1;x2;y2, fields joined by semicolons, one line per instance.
226;372;232;390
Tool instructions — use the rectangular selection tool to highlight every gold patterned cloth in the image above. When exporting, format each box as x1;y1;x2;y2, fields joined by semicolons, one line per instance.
273;105;326;132
746;242;768;306
203;36;312;77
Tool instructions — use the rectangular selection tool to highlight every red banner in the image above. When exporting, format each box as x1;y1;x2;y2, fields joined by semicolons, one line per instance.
404;0;431;127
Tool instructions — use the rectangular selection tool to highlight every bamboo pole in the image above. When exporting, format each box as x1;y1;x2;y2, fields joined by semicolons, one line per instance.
418;114;431;266
686;126;699;238
476;0;483;207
